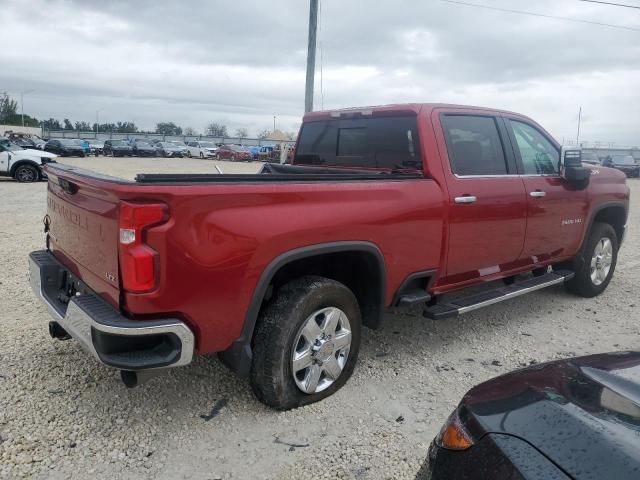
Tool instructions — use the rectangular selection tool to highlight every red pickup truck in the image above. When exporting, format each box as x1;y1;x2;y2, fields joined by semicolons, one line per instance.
29;104;629;409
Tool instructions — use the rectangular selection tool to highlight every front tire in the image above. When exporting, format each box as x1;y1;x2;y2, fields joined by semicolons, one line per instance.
250;276;361;410
14;164;39;183
566;222;618;297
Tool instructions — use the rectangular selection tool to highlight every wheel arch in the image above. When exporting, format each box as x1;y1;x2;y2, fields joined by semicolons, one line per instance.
10;160;41;179
219;241;386;376
586;202;627;248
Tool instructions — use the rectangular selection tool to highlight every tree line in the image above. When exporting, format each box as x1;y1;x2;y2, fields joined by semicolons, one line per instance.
1;92;296;139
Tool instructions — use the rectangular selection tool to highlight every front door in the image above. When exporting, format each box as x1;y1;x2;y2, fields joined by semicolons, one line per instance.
437;112;528;286
505;118;588;263
0;148;9;173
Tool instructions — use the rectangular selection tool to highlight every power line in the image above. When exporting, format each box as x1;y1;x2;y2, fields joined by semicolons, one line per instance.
441;0;640;32
575;0;640;10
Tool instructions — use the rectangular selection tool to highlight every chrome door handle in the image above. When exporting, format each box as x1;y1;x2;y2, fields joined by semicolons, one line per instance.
529;191;546;198
454;195;477;204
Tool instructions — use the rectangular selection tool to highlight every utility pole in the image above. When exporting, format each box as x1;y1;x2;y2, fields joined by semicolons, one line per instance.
96;109;104;137
576;106;582;146
21;89;34;128
304;0;319;113
273;115;276;132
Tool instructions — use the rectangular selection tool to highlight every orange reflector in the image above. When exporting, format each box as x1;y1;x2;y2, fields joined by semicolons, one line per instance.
440;423;474;451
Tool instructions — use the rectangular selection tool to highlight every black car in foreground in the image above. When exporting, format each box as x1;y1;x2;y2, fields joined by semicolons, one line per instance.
602;155;639;177
103;140;132;157
44;138;85;157
419;351;640;480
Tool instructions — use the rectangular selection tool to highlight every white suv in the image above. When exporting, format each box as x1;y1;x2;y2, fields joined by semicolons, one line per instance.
186;141;218;159
0;139;57;182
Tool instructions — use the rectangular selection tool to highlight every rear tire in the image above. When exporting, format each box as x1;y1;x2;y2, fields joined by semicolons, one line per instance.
566;222;618;298
250;276;361;410
14;164;39;183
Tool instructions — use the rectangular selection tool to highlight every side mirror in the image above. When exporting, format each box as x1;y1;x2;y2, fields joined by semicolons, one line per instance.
560;146;590;183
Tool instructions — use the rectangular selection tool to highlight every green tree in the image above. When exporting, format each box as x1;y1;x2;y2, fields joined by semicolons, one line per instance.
155;122;182;135
63;118;73;130
0;93;19;124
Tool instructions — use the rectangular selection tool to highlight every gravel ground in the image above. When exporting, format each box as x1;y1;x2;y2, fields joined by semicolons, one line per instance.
0;156;638;479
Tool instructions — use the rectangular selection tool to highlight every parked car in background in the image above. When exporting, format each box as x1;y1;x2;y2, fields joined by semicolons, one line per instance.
0;140;57;182
4;133;46;150
103;140;133;157
247;145;261;158
602;155;639;177
155;142;184;157
256;145;275;161
169;140;189;156
44;138;85;157
75;139;91;155
581;151;601;165
216;144;252;161
89;140;104;156
419;351;640;480
132;141;157;157
186;140;217;158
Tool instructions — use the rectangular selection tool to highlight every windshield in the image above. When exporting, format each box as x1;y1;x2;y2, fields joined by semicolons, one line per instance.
58;139;76;146
137;142;151;147
612;156;636;165
200;142;215;148
160;142;175;147
2;142;24;152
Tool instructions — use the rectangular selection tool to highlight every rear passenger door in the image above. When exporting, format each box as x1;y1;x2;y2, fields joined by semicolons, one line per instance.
436;111;528;286
504;117;588;263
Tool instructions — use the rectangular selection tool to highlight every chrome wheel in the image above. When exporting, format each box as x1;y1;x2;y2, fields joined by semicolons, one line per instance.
291;307;352;394
590;237;613;286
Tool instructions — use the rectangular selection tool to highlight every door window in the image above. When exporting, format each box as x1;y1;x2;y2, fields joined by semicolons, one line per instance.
441;115;508;176
510;120;559;175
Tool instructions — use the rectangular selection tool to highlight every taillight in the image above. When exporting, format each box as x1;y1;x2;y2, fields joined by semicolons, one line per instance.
118;201;168;293
436;407;474;451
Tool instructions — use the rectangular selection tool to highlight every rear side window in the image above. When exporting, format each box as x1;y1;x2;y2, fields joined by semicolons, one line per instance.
441;115;508;176
295;116;421;169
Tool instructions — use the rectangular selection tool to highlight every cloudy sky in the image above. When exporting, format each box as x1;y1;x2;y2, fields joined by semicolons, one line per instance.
1;0;639;143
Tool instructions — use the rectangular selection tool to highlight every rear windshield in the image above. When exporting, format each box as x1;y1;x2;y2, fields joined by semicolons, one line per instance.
294;115;421;169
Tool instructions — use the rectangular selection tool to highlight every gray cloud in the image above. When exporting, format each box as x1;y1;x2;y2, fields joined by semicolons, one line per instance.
0;0;638;143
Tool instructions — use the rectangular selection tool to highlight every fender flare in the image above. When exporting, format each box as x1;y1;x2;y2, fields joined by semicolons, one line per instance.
571;201;628;271
219;241;386;377
9;159;42;178
582;201;628;248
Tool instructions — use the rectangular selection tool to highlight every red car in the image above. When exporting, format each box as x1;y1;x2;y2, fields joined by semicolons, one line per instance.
29;103;629;410
215;144;252;161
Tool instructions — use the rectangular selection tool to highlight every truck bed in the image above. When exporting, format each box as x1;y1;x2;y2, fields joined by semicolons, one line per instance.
43;162;442;354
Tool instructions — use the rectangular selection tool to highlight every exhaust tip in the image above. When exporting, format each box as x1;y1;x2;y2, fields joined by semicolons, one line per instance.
120;369;163;388
120;370;138;388
48;321;71;340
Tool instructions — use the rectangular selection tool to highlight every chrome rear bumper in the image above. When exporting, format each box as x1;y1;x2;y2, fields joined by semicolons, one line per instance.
29;250;194;371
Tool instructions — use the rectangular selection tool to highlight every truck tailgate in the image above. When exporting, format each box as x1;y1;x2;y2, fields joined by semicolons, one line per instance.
46;167;121;307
